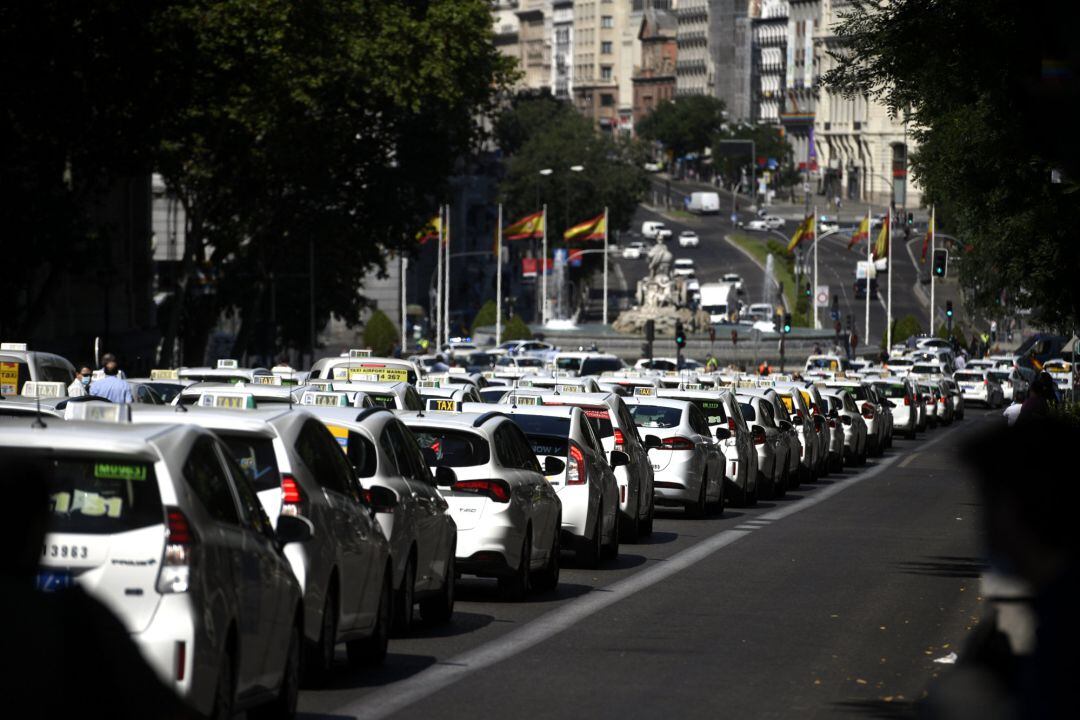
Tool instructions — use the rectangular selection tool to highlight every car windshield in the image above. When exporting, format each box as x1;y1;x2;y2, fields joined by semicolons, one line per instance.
1;450;163;535
410;428;491;467
554;357;583;372
219;433;281;492
830;385;868;400
629;404;683;428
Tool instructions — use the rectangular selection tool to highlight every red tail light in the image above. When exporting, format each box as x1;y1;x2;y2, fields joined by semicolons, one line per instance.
903;395;911;406
827;418;837;429
453;478;512;503
176;641;186;682
567;442;586;485
158;507;196;594
280;474;307;517
861;402;875;420
752;428;766;445
662;436;695;451
613;427;625;450
727;417;736;433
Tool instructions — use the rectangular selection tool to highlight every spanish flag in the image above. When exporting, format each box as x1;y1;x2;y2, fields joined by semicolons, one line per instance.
872;210;890;261
920;206;934;263
847;215;870;250
786;215;815;254
416;214;441;245
564;212;606;241
503;211;545;240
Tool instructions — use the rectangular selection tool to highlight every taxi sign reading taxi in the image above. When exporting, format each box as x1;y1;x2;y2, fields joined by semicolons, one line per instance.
348;349;373;359
508;394;540;406
301;391;349;407
427;398;462;412
555;384;580;394
21;381;66;399
149;369;180;381
199;392;256;409
65;402;131;423
307;378;335;390
632;386;655;396
253;375;283;386
216;359;239;370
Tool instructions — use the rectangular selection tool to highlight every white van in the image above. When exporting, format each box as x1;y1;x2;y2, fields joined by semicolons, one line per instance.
699;283;735;324
641;221;671;240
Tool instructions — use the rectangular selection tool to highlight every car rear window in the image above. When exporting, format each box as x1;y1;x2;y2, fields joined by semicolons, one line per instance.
1;451;163;535
830;385;868;400
507;414;571;438
0;358;30;395
689;399;726;425
219;433;281;492
739;403;757;421
410;427;491;467
629;405;683;429
873;384;907;399
988;372;1011;382
369;394;397;408
479;388;508;403
954;372;983;382
522;434;568;457
581;357;624;375
544;403;613;438
913;365;940;374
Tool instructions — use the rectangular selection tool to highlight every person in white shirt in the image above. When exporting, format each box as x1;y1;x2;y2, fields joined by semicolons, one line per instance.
67;365;93;397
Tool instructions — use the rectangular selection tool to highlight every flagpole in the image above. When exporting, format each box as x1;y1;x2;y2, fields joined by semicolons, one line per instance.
886;208;894;349
435;204;443;351
496;204;503;346
812;206;819;329
444;204;451;344
929;205;936;334
865;207;871;346
541;203;548;327
602;206;609;326
401;253;408;353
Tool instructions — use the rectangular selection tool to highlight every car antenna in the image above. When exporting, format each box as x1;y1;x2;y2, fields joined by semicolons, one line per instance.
31;392;46;428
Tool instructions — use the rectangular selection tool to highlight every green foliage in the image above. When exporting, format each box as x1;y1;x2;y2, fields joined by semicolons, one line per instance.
501;315;533;342
935;323;968;348
363;310;399;357
713;124;795;190
889;315;924;347
1049;401;1080;429
823;0;1080;332
471;300;498;334
637;96;727;162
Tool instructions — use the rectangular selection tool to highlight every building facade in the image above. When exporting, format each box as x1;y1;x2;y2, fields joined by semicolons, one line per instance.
632;5;678;127
551;1;574;99
572;0;628;132
676;0;713;96
711;0;753;121
750;0;788;124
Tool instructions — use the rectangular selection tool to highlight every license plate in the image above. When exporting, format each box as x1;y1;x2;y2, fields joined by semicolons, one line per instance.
36;570;73;592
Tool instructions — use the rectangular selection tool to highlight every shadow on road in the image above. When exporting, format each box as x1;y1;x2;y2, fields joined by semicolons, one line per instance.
318;651;438;692
830;698;917;718
636;530;678;545
454;578;595;603
895;555;986;578
407;610;496;639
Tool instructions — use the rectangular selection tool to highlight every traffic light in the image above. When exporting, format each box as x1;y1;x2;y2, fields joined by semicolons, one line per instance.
804;281;812;297
932;249;948;278
782;313;792;334
907;212;914;226
675;320;686;349
945;300;954;318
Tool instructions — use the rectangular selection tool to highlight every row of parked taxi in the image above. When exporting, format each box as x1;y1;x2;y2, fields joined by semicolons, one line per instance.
0;341;968;718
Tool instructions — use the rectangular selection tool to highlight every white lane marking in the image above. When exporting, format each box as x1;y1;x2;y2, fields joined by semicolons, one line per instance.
330;419;972;720
898;452;920;468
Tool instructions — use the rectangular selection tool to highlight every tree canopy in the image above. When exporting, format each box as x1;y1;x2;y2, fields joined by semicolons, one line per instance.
636;95;727;162
823;0;1080;332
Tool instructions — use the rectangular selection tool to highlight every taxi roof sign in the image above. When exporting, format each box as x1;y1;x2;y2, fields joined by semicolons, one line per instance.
417;379;444;389
21;381;66;399
555;384;580;394
632;386;656;396
427;398;463;413
300;391;350;407
307;378;335;390
198;392;257;409
64;401;131;423
149;369;180;381
509;393;541;406
1;342;28;351
252;374;283;386
216;359;239;370
481;371;495;379
349;348;373;359
447;367;467;375
271;366;296;375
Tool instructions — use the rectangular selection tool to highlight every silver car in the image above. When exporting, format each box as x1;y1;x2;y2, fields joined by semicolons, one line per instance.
734;392;791;499
818;389;869;465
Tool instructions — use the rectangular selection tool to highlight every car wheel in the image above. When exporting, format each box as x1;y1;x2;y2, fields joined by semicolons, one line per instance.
687;473;708;518
346;569;391;666
419;551;455;624
531;524;560;593
211;648;234;720
774;467;787;499
252;622;300;719
640;497;654;536
498;533;532;601
578;505;603;569
602;511;619;561
394;556;416;634
304;589;337;684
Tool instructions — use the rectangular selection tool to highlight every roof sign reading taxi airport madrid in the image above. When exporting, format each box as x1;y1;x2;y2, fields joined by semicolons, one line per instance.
253;374;283;386
65;401;131;423
345;368;381;382
198;392;257;409
21;381;66;399
300;391;350;407
216;359;239;370
633;386;655;397
149;369;180;381
509;393;540;406
348;348;373;359
417;379;444;389
351;365;408;383
427;398;463;413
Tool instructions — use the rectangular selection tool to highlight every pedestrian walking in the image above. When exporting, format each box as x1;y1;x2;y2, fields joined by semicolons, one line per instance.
1017;371;1056;423
67;365;93;397
757;360;770;377
990;320;998;345
89;361;133;404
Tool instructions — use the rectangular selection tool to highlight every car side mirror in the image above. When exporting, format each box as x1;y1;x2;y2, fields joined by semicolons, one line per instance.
543;456;566;475
644;435;662;451
790;415;803;426
887;400;897;408
778;420;792;432
276;515;314;546
714;427;732;441
364;485;397;514
841;415;853;426
434;466;457;488
609;450;630;467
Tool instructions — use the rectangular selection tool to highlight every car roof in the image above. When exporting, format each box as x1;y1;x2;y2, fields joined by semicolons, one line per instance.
0;417;202;459
129;404;303;432
623;396;691;410
463;402;578;419
397;410;507;433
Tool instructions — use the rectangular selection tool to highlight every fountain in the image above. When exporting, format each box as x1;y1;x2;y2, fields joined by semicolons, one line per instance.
612;236;708;334
763;253;780;307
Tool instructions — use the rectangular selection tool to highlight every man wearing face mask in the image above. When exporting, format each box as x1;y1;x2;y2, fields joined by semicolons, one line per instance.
66;365;93;397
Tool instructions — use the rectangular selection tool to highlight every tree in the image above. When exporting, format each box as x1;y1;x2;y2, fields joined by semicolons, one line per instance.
471;300;498;335
637;96;727;166
363;310;399;356
713;124;794;192
501;315;533;342
824;0;1080;332
887;315;924;348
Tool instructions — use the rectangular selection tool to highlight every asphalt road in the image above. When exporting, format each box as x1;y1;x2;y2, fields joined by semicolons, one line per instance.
297;410;995;720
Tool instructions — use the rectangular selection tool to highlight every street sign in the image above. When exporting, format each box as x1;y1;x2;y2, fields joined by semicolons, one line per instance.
815;285;830;307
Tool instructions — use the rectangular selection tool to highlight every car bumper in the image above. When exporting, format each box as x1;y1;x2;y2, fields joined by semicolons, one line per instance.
652;453;705;504
455;514;525;578
133;594;207;713
555;484;592;541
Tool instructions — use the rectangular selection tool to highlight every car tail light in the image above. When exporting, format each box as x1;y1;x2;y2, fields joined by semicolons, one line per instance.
938;395;946;405
280;474;307;517
861;402;875;420
613;427;625;450
157;507;196;594
752;428;766;445
904;395;911;406
727;417;736;433
567;442;586;485
828;418;837;429
176;641;186;682
453;478;511;503
662;436;695;451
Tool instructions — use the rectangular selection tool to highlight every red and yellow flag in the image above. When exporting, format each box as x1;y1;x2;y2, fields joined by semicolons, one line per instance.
786;215;815;254
416;214;441;244
847;215;870;250
563;213;606;241
920;207;934;263
503;211;545;240
872;211;890;261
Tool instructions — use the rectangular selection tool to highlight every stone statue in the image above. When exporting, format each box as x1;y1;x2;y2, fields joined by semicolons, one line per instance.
647;236;673;280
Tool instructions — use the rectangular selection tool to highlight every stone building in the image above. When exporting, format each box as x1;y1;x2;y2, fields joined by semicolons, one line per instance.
632;5;678;127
